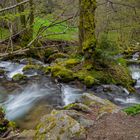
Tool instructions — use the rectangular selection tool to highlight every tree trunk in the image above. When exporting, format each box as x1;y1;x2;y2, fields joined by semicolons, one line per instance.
16;0;26;28
79;0;97;58
29;0;34;39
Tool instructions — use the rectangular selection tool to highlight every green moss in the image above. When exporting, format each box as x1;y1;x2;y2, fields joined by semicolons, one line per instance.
0;69;5;75
0;108;9;135
43;66;51;74
48;53;68;62
51;65;74;82
65;59;80;68
23;64;42;72
12;74;27;81
123;104;140;116
84;76;94;87
79;0;97;55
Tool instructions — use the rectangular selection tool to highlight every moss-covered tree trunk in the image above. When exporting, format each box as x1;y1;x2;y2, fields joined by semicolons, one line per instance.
79;0;97;58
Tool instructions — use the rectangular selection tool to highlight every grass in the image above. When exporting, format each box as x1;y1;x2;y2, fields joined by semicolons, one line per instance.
33;17;78;41
0;16;78;41
123;104;140;116
0;27;9;40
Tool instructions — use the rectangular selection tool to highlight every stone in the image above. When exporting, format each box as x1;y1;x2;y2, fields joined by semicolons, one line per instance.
35;110;86;140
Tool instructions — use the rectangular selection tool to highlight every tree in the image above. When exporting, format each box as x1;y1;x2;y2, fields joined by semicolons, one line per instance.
79;0;97;58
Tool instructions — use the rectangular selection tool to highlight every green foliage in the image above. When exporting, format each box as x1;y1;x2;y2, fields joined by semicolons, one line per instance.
123;104;140;116
116;58;127;66
94;34;119;66
0;27;9;40
33;17;78;41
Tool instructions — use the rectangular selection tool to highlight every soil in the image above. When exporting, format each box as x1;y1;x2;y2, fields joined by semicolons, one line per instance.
87;112;140;140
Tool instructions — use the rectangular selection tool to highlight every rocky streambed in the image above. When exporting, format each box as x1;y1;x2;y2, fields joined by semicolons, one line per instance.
0;52;140;139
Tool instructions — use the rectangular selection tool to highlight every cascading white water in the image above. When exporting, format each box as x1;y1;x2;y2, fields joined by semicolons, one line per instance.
114;97;140;105
61;85;83;105
2;84;50;120
129;64;140;88
0;56;140;123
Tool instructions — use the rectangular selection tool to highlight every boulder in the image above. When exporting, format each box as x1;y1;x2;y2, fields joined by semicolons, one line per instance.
35;110;86;140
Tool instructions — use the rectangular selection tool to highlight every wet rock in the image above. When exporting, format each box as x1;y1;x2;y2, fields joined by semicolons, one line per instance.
12;73;27;82
20;58;44;65
35;110;86;140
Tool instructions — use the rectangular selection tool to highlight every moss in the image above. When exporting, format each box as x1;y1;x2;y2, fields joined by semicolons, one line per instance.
108;64;134;90
0;69;5;75
84;76;94;87
51;65;74;82
65;59;80;68
12;74;27;81
43;66;51;74
23;64;42;72
48;53;68;62
79;0;97;56
0;108;9;135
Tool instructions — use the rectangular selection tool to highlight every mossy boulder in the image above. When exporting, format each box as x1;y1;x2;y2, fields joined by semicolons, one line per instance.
23;64;42;72
64;103;92;113
51;65;74;82
108;64;134;91
35;110;86;140
0;69;5;76
81;93;120;114
75;70;95;87
12;74;27;81
84;76;95;87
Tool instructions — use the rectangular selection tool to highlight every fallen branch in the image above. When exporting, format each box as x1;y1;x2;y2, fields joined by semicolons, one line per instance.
0;0;29;13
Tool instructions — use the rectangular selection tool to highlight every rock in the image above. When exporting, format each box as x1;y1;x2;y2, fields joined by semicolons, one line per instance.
0;69;5;76
35;110;86;140
81;93;107;105
81;93;120;114
20;58;44;65
64;103;93;113
12;73;27;81
16;130;35;140
59;110;94;128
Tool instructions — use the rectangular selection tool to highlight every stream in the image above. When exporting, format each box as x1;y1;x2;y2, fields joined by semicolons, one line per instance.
0;53;140;129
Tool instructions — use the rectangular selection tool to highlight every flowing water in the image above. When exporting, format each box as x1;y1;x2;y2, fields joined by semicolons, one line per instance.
0;54;140;129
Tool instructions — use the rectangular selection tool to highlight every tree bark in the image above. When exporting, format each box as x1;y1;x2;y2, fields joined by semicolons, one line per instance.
79;0;97;58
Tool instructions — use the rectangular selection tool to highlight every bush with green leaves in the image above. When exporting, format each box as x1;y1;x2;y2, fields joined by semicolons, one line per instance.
94;34;119;66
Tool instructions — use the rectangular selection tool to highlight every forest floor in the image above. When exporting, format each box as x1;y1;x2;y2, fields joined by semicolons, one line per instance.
87;112;140;140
